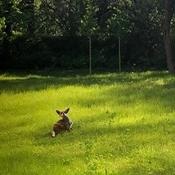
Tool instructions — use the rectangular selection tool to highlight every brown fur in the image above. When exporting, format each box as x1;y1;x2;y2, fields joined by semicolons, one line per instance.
52;108;73;137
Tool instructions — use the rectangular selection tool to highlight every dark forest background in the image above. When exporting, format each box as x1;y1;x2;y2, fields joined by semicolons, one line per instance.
0;0;175;72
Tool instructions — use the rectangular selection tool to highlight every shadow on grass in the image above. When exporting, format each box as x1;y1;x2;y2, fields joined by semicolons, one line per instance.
33;114;175;146
31;115;175;175
0;71;174;93
1;71;175;175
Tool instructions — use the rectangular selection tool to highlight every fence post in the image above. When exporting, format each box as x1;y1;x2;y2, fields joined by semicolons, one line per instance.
118;36;121;72
89;36;92;74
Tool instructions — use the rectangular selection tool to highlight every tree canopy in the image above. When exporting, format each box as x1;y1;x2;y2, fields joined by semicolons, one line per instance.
0;0;175;72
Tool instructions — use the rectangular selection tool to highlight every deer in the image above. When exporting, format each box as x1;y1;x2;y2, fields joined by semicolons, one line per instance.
51;108;73;138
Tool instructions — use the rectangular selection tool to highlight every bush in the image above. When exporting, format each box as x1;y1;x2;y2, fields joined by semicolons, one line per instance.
0;35;166;71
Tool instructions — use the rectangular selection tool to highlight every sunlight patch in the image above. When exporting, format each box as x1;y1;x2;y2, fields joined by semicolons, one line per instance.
155;79;165;86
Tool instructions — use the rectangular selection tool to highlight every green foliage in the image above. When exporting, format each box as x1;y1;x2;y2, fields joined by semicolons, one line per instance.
0;0;174;70
34;0;64;35
80;0;98;36
53;0;83;36
1;0;22;35
107;0;132;37
0;17;5;39
1;35;165;70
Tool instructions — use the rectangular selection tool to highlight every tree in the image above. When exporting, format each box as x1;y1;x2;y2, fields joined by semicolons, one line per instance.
20;0;35;36
36;0;60;35
164;0;175;73
79;0;98;74
1;0;16;68
107;0;132;72
54;0;82;36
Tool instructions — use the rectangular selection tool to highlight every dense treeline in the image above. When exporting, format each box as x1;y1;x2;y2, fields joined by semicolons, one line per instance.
0;0;174;72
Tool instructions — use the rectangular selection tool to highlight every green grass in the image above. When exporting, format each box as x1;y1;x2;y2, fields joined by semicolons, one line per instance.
0;71;175;175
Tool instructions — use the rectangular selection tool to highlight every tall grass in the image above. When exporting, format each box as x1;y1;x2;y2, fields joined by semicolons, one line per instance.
0;71;175;175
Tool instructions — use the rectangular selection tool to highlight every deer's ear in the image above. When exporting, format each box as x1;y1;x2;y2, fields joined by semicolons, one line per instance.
56;110;61;115
64;108;70;114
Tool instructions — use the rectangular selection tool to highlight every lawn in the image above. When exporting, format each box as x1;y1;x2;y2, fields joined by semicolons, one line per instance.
0;71;175;175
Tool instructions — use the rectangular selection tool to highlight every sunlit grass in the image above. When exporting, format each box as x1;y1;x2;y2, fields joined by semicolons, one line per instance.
0;71;175;175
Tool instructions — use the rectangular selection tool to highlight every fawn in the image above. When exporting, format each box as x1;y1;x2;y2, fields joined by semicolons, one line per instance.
51;108;73;137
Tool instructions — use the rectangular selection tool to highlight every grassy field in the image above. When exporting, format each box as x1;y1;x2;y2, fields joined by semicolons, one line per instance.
0;71;175;175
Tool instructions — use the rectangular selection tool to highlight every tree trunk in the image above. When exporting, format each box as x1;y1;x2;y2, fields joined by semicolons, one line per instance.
89;36;92;74
2;24;12;68
164;0;175;73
